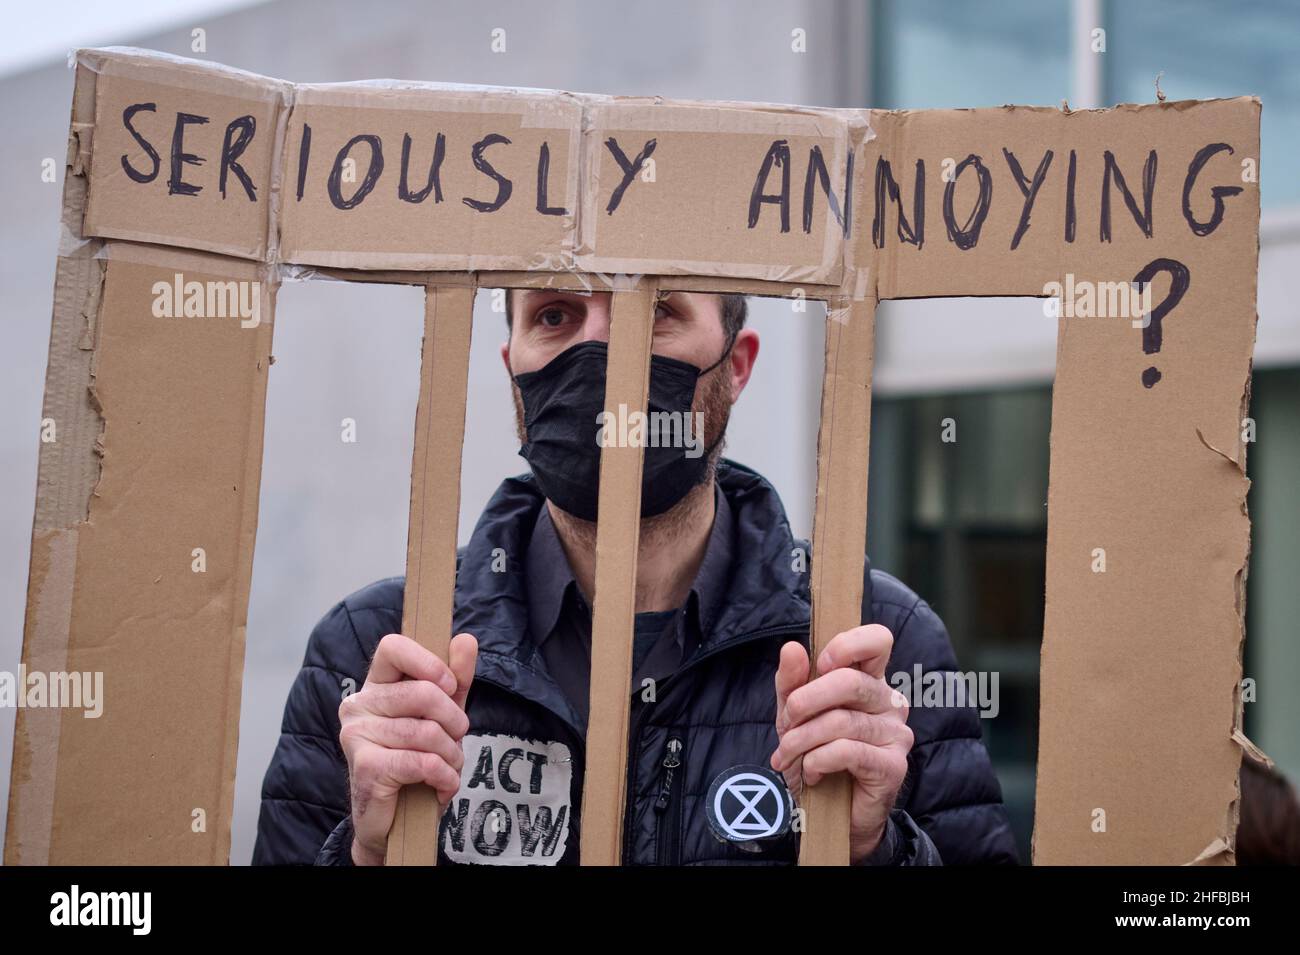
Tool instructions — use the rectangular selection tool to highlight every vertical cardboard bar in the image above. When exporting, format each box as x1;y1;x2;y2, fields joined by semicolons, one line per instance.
386;284;475;866
578;283;657;865
9;243;275;864
800;294;877;866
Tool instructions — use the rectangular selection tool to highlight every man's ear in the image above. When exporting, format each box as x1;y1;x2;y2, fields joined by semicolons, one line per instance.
728;328;760;402
500;339;512;377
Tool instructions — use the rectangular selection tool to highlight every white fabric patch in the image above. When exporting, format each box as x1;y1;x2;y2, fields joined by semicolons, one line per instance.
440;732;574;865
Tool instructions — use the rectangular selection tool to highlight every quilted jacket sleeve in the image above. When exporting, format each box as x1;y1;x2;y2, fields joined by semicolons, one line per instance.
251;580;401;865
867;568;1020;866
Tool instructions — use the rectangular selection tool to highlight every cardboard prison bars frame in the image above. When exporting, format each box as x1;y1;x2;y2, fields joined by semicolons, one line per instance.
5;47;1262;866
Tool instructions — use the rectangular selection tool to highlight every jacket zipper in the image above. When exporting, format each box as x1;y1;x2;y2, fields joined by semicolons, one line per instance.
654;736;684;865
621;623;809;864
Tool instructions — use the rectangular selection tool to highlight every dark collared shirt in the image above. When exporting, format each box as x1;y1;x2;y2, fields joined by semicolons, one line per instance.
524;483;735;728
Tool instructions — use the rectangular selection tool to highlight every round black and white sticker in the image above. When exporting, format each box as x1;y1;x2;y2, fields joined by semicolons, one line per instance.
704;764;794;849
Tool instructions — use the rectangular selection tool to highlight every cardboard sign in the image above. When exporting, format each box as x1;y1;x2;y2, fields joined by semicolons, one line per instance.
5;47;1260;867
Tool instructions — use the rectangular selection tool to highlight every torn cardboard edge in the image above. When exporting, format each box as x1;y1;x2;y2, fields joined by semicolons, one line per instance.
6;57;106;865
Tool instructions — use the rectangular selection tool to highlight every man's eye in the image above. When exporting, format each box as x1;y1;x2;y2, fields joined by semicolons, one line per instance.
537;307;568;328
654;303;673;321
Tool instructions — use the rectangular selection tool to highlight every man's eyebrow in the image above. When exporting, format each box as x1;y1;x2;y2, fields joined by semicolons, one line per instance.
515;290;594;312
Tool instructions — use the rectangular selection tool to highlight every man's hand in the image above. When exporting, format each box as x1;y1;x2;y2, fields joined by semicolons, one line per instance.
339;632;478;866
770;625;913;864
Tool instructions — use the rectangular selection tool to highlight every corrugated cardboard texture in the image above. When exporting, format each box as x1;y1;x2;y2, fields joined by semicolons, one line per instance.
386;285;474;866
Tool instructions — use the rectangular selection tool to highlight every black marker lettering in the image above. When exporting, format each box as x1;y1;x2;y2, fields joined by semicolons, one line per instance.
462;133;513;213
803;145;853;236
1133;257;1191;389
327;134;383;210
749;140;791;233
942;154;992;250
219;115;257;201
167;112;209;197
872;157;925;249
1002;147;1053;250
121;103;160;184
295;123;311;202
536;142;567;216
399;131;445;204
1100;149;1157;242
604;137;656;215
1182;143;1243;237
1065;149;1077;243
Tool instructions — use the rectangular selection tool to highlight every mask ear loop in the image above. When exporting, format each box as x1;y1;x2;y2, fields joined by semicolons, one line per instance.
697;326;738;378
652;288;739;379
691;325;740;463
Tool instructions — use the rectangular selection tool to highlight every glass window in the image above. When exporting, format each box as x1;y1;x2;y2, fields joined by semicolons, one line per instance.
868;387;1053;863
1107;0;1300;208
874;0;1072;108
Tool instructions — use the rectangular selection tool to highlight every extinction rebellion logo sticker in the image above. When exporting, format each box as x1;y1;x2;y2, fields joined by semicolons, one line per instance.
705;764;794;851
439;732;573;865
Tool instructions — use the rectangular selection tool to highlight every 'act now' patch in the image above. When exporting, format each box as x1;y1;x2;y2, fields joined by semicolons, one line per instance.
439;732;574;865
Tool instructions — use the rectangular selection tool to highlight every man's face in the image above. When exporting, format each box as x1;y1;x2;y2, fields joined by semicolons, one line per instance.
500;289;759;459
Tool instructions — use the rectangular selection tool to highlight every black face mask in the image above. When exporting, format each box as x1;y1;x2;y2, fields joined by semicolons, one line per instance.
513;337;732;521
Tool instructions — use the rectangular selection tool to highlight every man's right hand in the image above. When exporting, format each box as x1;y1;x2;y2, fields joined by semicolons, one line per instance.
338;631;478;866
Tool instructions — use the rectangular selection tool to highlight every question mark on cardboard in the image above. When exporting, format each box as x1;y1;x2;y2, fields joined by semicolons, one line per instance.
1133;257;1191;388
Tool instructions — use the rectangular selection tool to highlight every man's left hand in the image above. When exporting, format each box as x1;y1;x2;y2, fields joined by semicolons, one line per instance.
771;625;913;864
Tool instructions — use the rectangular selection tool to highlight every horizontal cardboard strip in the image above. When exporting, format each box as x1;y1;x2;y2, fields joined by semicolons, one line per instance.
76;47;856;282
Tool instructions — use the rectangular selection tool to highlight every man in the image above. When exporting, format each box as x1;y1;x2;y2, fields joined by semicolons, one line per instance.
252;289;1018;866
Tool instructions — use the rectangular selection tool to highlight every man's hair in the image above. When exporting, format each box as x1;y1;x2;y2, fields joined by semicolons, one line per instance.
505;289;748;342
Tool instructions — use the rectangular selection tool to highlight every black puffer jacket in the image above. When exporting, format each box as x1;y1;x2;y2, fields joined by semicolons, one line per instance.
253;461;1018;866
